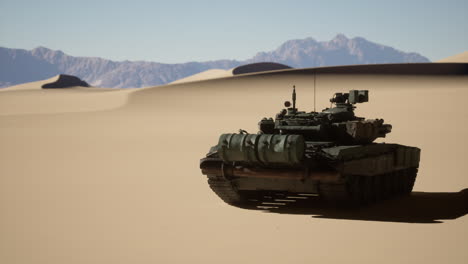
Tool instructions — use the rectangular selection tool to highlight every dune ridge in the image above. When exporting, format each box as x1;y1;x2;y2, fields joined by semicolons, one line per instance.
170;69;233;84
0;75;129;115
437;51;468;62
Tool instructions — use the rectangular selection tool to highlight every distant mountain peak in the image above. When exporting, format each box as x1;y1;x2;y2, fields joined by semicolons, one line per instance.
33;46;51;51
31;46;65;59
1;35;430;88
250;35;429;68
31;46;53;55
332;33;349;41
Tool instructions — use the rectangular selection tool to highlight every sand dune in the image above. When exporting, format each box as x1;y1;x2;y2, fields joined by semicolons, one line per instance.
0;76;130;115
2;75;63;90
1;66;467;264
2;74;91;91
437;51;468;62
170;69;233;84
170;62;292;84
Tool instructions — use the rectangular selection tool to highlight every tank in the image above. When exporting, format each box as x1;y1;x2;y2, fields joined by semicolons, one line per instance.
200;87;421;206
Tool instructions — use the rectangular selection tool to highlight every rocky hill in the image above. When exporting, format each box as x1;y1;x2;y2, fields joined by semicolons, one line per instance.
0;34;429;88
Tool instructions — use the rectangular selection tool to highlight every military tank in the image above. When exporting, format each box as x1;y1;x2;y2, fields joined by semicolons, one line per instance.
200;87;420;206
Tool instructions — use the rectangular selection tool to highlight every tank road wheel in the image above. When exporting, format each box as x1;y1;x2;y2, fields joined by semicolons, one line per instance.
207;177;247;205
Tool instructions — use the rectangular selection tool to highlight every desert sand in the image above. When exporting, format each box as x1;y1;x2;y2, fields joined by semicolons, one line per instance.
1;67;467;264
170;69;233;84
170;62;292;84
0;75;131;115
437;51;468;62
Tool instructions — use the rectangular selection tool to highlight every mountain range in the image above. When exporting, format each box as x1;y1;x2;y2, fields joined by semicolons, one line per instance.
0;34;430;88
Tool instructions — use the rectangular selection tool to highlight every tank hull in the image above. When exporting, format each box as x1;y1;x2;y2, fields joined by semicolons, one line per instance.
200;141;420;205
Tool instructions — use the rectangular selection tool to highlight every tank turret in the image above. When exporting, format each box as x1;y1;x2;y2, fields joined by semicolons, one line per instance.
200;86;420;207
259;89;392;144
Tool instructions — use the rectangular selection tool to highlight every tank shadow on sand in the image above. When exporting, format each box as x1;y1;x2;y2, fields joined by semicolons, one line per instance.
239;189;468;224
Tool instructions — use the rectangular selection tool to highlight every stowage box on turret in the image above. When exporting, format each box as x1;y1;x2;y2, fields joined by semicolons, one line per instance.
200;88;421;206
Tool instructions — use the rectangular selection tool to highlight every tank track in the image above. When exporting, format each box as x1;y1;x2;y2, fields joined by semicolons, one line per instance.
319;168;418;205
207;168;417;206
207;175;273;206
207;177;247;205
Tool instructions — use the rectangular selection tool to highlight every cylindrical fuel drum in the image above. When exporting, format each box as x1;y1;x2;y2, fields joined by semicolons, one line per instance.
217;133;305;166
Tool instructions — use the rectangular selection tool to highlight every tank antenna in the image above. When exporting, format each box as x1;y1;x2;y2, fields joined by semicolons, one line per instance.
292;85;296;110
314;72;317;112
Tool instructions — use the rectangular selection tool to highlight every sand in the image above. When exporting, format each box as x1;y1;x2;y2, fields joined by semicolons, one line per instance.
2;75;62;90
170;69;233;84
1;69;467;264
437;51;468;62
170;62;292;84
0;76;131;115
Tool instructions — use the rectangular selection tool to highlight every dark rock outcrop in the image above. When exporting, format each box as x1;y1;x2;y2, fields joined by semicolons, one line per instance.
233;62;292;75
41;74;90;88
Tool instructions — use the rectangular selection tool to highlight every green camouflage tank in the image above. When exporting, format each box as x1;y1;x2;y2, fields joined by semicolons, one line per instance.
200;88;420;206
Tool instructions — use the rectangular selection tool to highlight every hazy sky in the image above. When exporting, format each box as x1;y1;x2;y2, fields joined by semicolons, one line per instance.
1;0;467;63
